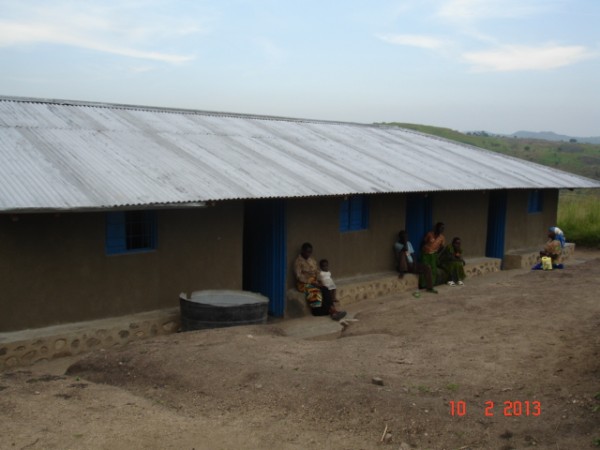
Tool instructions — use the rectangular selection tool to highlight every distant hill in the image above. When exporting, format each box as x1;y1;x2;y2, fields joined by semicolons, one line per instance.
511;131;600;145
382;122;600;181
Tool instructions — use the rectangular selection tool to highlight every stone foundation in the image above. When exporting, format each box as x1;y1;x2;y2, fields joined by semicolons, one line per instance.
464;257;503;277
0;308;180;370
286;273;417;319
286;256;502;318
503;242;575;270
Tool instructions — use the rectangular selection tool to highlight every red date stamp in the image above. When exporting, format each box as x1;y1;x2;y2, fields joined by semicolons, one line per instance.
449;400;541;417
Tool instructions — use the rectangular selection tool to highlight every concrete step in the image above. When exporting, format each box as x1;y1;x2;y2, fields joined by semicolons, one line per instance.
503;242;575;270
286;256;502;318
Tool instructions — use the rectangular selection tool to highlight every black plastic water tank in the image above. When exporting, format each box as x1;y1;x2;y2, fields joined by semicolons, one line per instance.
179;290;269;331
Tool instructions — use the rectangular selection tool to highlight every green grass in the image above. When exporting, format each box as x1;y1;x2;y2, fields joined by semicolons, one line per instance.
446;383;459;392
558;190;600;248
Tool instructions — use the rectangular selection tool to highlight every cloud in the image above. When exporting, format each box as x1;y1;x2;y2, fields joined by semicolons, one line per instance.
463;44;596;72
377;33;446;50
0;21;194;63
437;0;549;21
0;1;202;63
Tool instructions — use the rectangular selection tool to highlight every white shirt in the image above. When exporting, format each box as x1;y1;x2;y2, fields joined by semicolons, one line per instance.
394;241;414;264
318;271;336;289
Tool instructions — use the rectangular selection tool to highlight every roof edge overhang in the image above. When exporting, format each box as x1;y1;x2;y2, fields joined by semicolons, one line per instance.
0;202;207;215
6;186;598;215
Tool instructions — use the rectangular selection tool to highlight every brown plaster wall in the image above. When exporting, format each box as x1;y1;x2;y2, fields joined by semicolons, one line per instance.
431;191;489;257
0;190;559;331
285;191;496;287
0;202;243;332
286;194;406;286
504;189;558;251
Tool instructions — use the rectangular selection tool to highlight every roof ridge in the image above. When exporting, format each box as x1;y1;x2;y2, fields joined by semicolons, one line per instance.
0;94;375;128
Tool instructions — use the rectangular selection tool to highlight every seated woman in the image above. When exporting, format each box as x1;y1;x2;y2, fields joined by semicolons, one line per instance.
439;237;466;286
536;226;565;269
294;242;346;320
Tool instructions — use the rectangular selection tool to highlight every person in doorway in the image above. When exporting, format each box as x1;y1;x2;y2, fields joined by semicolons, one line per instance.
394;230;437;293
318;259;338;304
421;222;446;286
439;237;466;286
294;243;346;320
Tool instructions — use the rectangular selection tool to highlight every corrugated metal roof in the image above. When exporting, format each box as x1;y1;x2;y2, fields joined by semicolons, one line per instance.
1;96;598;212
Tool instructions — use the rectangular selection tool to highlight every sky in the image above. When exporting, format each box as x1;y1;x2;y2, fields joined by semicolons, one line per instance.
1;0;599;136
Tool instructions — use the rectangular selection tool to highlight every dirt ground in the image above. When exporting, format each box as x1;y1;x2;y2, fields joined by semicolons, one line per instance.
2;250;599;450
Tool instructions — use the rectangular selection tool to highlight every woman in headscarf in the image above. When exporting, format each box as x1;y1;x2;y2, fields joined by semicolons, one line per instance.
549;226;566;249
539;226;565;265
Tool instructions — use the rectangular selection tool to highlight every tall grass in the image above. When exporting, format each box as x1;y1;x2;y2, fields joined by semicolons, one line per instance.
558;190;600;248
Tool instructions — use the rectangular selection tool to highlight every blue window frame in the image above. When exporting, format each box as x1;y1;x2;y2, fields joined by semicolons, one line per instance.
527;190;543;213
340;195;369;232
106;211;157;255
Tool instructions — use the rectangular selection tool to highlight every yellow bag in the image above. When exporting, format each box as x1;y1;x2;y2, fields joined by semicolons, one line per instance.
541;256;553;271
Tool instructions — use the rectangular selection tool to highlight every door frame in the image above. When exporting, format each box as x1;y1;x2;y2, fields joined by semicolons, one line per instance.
485;190;507;262
243;199;287;317
405;193;433;259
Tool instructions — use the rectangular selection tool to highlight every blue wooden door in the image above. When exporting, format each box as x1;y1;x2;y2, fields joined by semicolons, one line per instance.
485;190;507;260
405;194;433;259
243;199;287;317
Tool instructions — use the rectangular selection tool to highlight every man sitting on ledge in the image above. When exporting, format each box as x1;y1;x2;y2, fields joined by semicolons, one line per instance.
294;242;347;320
394;230;438;294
